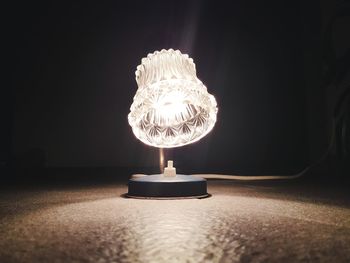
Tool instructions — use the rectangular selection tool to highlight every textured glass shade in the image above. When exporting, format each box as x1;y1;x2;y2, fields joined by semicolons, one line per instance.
128;49;218;148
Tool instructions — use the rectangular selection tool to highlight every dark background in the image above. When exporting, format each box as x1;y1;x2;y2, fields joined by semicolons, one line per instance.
3;0;350;182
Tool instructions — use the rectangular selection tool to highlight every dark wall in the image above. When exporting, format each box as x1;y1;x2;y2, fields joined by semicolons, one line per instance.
7;0;329;175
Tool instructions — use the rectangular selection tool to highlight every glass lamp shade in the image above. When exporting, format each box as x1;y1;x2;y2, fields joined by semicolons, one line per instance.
128;49;218;148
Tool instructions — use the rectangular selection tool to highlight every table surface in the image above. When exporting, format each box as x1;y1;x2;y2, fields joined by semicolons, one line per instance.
0;180;349;263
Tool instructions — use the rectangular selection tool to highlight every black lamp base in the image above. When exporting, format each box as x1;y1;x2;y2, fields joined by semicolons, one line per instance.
127;174;208;199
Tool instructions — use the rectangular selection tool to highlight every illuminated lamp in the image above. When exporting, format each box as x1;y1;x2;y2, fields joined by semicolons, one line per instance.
127;49;218;198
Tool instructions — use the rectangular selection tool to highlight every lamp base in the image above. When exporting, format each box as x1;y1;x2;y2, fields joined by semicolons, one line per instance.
127;174;208;199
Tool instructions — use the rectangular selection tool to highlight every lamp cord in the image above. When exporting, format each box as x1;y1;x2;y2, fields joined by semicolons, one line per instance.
191;173;302;181
191;125;334;181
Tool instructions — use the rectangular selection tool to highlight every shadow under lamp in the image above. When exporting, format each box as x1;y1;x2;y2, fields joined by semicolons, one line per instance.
127;49;218;198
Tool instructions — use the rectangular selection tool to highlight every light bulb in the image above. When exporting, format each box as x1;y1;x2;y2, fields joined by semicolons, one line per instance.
128;49;218;148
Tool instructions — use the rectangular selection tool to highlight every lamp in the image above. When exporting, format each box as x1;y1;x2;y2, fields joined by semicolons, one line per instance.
127;49;218;198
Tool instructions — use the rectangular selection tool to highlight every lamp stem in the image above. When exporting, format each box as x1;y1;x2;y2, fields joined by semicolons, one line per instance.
159;148;165;173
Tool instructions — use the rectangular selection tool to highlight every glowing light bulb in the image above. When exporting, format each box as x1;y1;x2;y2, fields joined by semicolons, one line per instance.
128;49;218;148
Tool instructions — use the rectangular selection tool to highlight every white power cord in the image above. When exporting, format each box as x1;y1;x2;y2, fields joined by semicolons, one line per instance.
191;173;302;180
191;157;317;180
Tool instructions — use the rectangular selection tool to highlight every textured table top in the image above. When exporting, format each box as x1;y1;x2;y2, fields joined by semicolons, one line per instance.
0;180;349;263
